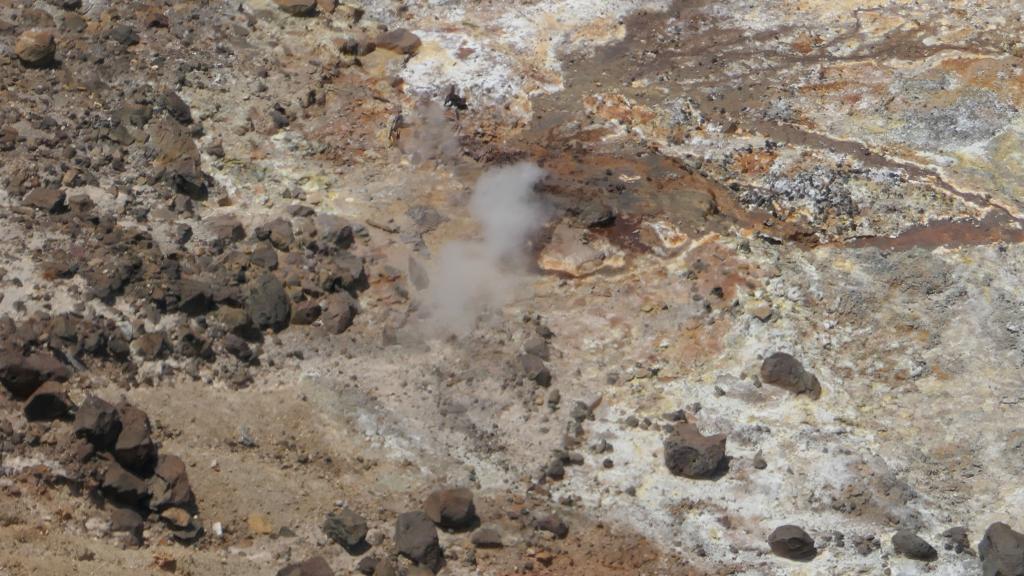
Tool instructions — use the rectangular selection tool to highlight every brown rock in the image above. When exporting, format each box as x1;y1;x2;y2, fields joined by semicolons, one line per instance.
101;461;149;506
149;454;195;511
113;404;156;473
274;0;317;16
534;513;569;539
663;423;726;479
23;187;65;212
316;0;337;14
321;293;356;334
160;507;192;529
376;28;421;55
322;508;367;551
471;526;503;548
760;352;821;399
980;522;1024;576
395;512;442;572
205;214;246;244
24;381;72;421
150;117;204;196
768;525;816;561
247;273;291;331
249;512;273;535
74;395;122;449
291;301;321;325
423;488;476;530
110;507;144;547
0;350;70;399
15;29;56;67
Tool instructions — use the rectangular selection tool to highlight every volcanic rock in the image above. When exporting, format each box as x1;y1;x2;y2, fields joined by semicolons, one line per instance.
518;353;551;387
0;350;70;399
274;0;317;16
891;530;937;561
113;404;156;473
247;273;291;331
74;395;122;449
23;187;66;212
15;29;56;67
322;508;368;551
980;522;1024;576
376;28;421;55
471;526;503;548
663;423;727;479
768;525;816;561
23;381;72;421
423;488;476;530
149;454;195;511
760;352;821;399
110;507;144;546
395;511;443;572
160;90;192;125
534;513;569;539
101;461;150;506
150;117;204;196
322;292;357;334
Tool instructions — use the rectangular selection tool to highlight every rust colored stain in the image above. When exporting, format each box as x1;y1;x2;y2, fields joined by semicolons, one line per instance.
846;212;1024;251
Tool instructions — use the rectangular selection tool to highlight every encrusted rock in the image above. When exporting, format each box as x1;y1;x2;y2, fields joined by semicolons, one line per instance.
663;423;727;479
768;525;816;561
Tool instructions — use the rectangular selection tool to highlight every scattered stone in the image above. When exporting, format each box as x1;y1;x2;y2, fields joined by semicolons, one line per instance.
753;450;767;470
376;28;421;55
471;527;503;548
74;395;121;449
15;29;56;67
113;404;157;473
534;514;569;539
518;354;551;387
941;526;970;554
292;301;322;325
424;488;476;530
980;522;1024;576
323;508;368;552
395;512;443;572
206;214;246;244
768;525;816;561
160;90;192;125
23;381;72;421
322;292;357;334
759;352;821;399
23;187;66;212
663;423;727;479
274;0;317;16
247;273;291;331
891;530;937;561
0;350;70;398
277;556;334;576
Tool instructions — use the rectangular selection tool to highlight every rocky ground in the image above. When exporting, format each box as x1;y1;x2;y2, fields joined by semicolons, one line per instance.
3;0;1024;575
